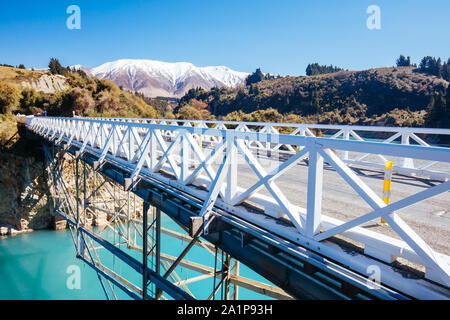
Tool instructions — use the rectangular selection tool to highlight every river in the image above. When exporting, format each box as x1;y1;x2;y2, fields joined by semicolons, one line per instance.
0;212;275;300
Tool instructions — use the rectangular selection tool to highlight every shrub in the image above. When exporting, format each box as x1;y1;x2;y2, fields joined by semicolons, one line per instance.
0;81;21;114
176;105;203;120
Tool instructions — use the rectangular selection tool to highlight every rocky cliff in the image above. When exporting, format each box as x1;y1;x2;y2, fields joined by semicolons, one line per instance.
0;152;53;235
0;117;141;236
0;119;55;236
20;74;68;94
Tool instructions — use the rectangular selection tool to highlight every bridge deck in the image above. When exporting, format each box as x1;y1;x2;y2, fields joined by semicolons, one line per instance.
153;143;450;295
237;156;450;256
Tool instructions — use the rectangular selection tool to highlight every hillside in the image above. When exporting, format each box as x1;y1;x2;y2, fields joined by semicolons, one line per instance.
177;66;449;128
0;64;164;157
0;65;160;119
0;66;68;94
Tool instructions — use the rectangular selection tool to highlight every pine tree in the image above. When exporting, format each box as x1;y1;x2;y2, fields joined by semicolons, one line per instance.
245;68;265;86
445;89;450;128
419;56;447;79
306;63;343;76
309;89;322;114
48;58;68;76
396;55;411;67
442;59;450;81
436;58;442;78
426;91;448;128
284;96;290;107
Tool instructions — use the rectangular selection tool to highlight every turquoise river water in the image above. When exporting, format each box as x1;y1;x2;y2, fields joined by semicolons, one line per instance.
0;212;274;300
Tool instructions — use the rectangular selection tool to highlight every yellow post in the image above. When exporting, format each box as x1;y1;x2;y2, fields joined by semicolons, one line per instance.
381;161;393;224
199;136;203;151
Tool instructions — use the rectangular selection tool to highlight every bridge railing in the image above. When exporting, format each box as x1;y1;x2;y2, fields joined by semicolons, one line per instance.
28;116;450;291
83;117;450;181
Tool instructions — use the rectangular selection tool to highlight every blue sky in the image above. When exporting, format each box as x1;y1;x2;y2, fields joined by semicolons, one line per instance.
0;0;449;75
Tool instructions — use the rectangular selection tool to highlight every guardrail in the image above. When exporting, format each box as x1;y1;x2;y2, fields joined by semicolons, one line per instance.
27;116;450;294
83;117;450;181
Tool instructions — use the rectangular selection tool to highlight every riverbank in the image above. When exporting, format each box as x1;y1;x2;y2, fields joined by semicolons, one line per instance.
0;224;33;237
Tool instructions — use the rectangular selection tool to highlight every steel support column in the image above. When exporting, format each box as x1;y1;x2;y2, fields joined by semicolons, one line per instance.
142;201;150;300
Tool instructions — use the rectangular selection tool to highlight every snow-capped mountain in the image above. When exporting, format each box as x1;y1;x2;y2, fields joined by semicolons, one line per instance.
74;59;249;98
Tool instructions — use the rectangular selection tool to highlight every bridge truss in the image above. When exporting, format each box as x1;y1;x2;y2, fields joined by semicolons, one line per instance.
42;144;289;300
28;116;450;300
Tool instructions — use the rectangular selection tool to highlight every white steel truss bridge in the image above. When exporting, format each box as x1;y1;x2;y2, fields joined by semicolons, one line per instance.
26;116;450;300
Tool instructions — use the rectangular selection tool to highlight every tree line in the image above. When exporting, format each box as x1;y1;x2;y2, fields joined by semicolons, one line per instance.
1;63;26;69
305;63;343;76
396;54;450;81
245;68;281;86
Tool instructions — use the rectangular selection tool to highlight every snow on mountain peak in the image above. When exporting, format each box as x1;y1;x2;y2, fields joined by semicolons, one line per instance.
76;59;249;97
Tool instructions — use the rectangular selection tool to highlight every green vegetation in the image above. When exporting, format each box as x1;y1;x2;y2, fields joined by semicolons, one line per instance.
1;63;26;69
0;113;19;147
1;56;449;133
0;65;42;83
425;90;450;128
175;97;215;120
396;55;414;67
176;64;449;129
245;68;281;86
224;108;284;123
44;73;160;118
245;68;265;86
0;60;161;119
176;105;203;120
0;81;21;114
418;56;450;81
306;63;343;76
133;91;175;118
48;58;69;76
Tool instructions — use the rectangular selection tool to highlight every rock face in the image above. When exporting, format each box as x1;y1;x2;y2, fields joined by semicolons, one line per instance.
20;74;68;94
0;153;54;233
74;59;249;98
0;121;142;236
